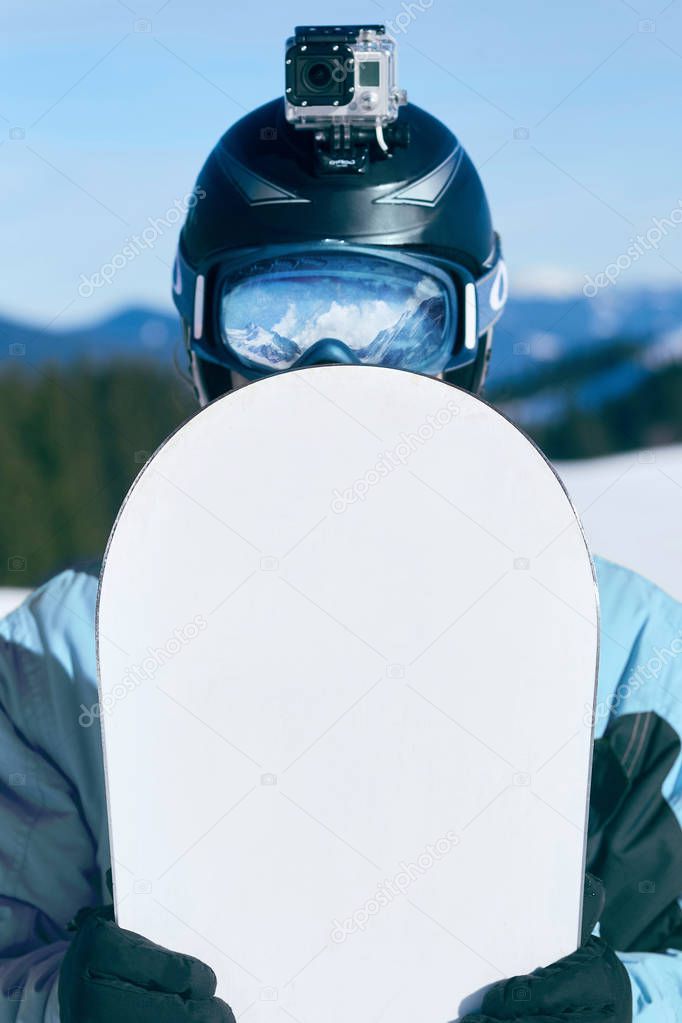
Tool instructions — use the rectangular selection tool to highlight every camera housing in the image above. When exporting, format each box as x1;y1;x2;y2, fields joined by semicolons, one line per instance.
285;25;407;131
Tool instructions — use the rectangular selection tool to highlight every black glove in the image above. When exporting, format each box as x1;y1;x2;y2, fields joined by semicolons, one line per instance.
461;937;632;1023
461;875;632;1023
59;905;236;1023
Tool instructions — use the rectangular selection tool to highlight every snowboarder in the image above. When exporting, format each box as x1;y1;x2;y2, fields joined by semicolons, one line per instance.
1;26;679;1023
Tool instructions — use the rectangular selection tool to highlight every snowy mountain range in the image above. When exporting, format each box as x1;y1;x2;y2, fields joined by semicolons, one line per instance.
224;322;302;368
357;295;446;368
1;285;681;433
223;296;448;371
492;286;682;384
2;283;681;371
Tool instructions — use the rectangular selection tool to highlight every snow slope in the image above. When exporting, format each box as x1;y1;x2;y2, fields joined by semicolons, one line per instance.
557;445;682;603
0;589;30;619
0;446;680;618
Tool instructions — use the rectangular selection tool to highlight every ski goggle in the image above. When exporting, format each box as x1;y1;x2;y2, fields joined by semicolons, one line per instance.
173;240;507;379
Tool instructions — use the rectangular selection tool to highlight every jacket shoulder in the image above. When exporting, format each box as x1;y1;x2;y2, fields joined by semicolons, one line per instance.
594;555;682;733
0;563;101;734
595;555;682;646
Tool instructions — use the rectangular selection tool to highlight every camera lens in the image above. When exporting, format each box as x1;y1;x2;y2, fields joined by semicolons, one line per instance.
304;61;333;91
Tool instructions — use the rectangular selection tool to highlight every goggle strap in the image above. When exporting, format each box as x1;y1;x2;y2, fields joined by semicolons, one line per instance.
172;247;196;326
194;275;206;340
476;257;508;335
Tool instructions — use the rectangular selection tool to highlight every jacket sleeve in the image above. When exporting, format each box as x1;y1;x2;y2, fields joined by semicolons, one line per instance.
618;949;682;1023
0;568;108;1022
594;556;682;1022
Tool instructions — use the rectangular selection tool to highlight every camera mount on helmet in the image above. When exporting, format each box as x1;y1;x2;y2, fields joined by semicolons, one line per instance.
284;25;409;174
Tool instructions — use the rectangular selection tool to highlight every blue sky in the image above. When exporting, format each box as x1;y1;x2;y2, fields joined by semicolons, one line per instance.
2;0;682;327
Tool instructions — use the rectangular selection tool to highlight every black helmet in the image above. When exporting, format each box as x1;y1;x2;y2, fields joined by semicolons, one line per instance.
173;94;506;403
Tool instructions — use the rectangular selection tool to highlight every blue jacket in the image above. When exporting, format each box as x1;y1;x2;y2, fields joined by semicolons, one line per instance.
0;557;680;1021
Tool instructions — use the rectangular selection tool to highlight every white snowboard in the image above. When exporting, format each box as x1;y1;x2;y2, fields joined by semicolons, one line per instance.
97;365;598;1023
